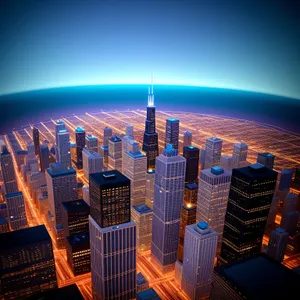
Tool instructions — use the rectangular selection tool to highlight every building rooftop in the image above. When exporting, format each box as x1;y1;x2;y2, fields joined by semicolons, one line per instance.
147;169;155;174
197;221;208;230
137;288;161;300
132;204;152;214
234;163;277;180
0;217;8;225
28;283;84;300
126;150;145;159
215;254;300;300
258;152;275;158
211;166;224;175
75;126;85;133
16;150;28;155
67;232;90;246
109;135;122;143
207;137;222;143
137;272;148;285
163;144;178;157
90;170;130;188
86;134;98;141
0;225;50;252
167;118;179;122
185;183;198;190
5;191;22;199
62;199;89;213
46;162;76;178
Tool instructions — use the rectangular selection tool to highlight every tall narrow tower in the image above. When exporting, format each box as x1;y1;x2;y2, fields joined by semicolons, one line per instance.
142;75;159;171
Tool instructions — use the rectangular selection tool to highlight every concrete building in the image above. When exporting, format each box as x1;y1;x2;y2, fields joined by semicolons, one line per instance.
82;148;104;182
232;142;248;168
204;137;222;169
145;170;155;209
220;155;233;171
108;135;122;172
85;134;98;153
57;129;71;169
183;131;192;148
183;145;199;184
267;228;289;262
257;152;275;169
75;127;86;169
165;118;180;150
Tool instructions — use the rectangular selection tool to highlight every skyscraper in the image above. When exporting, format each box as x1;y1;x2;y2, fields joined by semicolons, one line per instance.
108;135;122;172
184;183;198;206
196;166;232;253
181;222;218;300
89;170;136;299
75;126;85;169
126;124;134;139
0;145;18;194
85;134;98;153
57;129;71;169
145;170;155;209
82;148;104;182
46;162;77;247
55;120;66;162
142;81;159;171
183;145;199;184
122;141;147;207
257;152;275;169
39;141;50;172
219;163;277;265
165;118;180;150
183;131;192;148
32;126;40;156
204;137;222;169
267;227;289;262
151;144;186;272
0;225;57;299
220;155;233;171
5;191;28;231
232;142;248;168
278;169;294;191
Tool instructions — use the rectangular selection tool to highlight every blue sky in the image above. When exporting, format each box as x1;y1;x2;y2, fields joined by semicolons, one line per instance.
0;0;299;98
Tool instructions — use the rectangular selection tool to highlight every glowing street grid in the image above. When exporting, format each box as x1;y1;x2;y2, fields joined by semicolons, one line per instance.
5;110;300;300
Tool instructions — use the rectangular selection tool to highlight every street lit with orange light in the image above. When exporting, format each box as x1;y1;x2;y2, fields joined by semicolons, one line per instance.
4;110;300;299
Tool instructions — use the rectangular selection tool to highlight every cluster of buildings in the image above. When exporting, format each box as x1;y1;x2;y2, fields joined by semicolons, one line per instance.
0;83;300;300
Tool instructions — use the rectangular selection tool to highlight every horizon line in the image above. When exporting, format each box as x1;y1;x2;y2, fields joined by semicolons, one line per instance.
0;83;299;101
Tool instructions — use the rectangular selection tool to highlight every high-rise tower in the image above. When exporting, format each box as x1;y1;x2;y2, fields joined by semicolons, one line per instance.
75;126;86;169
142;76;159;171
165;118;180;150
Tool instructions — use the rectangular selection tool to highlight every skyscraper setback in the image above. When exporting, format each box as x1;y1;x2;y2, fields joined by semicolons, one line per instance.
219;163;277;265
142;81;159;170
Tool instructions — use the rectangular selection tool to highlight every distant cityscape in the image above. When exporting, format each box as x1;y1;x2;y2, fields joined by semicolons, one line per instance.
0;83;300;300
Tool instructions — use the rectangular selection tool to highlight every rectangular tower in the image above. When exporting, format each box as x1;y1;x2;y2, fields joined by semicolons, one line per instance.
232;142;248;168
75;127;86;169
151;144;186;272
57;129;71;169
39;142;50;172
165;118;180;150
32;126;40;156
257;152;275;169
183;145;199;183
204;137;223;169
82;148;104;182
108;136;123;172
219;163;278;265
267;227;289;262
86;134;99;153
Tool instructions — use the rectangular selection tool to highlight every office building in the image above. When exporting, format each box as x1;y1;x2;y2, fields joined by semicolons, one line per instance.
219;163;277;265
266;195;279;227
75;127;85;169
55;120;66;142
281;211;299;236
32;126;40;156
0;145;18;194
178;204;196;262
145;170;155;209
82;148;104;182
15;150;28;172
283;193;298;215
90;219;136;299
0;217;9;233
232;142;248;168
257;152;275;169
197;166;231;253
136;288;161;300
46;163;77;247
183;145;199;184
86;134;98;153
142;82;159;170
108;135;123;172
278;169;293;191
151;144;186;272
126;124;134;139
5;191;28;231
132;205;153;252
199;147;206;170
27;171;46;200
136;272;149;293
267;228;289;262
90;170;131;228
214;254;300;300
220;155;233;171
183;131;192;148
184;183;198;206
62;199;90;239
100;127;112;167
0;225;57;299
57;129;71;169
122;141;147;206
25;142;39;174
182;222;218;300
165;118;180;150
66;232;90;276
82;185;89;206
39;141;50;172
204;137;222;169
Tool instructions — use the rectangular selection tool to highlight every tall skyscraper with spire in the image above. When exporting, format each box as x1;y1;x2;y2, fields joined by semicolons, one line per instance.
142;75;159;171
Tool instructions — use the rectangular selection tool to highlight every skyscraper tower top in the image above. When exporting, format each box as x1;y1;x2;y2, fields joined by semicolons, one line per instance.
163;144;178;157
147;73;154;107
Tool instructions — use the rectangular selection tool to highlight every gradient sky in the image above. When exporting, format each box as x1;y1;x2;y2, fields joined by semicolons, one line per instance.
0;0;299;98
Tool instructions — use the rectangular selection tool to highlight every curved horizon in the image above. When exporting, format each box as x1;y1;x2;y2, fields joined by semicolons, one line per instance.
0;83;299;101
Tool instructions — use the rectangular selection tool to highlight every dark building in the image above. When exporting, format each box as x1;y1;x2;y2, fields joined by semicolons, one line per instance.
62;199;90;239
136;288;161;300
183;146;199;183
219;163;277;265
0;217;9;234
213;254;300;300
66;233;90;276
28;283;84;300
257;152;275;169
184;183;198;206
178;204;196;262
75;127;86;169
142;86;159;170
32;127;40;156
292;168;300;189
278;169;293;191
90;170;131;228
0;225;57;299
39;142;50;173
165;118;180;150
